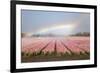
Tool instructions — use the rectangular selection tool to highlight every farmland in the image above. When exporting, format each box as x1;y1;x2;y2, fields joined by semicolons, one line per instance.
21;36;90;62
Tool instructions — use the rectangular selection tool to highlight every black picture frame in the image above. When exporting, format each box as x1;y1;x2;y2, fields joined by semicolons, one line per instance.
10;0;97;73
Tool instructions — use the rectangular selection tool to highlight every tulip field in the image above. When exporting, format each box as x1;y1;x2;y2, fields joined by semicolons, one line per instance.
21;37;90;62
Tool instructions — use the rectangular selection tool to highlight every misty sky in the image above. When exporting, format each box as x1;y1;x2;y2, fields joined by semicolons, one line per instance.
21;10;90;35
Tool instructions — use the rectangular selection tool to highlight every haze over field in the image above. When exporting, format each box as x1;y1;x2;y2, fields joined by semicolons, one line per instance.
21;10;90;36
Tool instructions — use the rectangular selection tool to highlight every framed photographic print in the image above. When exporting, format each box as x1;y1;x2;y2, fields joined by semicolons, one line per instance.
10;0;97;72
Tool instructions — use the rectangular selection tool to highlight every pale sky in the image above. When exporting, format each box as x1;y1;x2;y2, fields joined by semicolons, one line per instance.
21;10;90;36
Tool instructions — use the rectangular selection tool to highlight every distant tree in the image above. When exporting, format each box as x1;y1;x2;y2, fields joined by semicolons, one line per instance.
70;32;90;36
21;33;26;37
